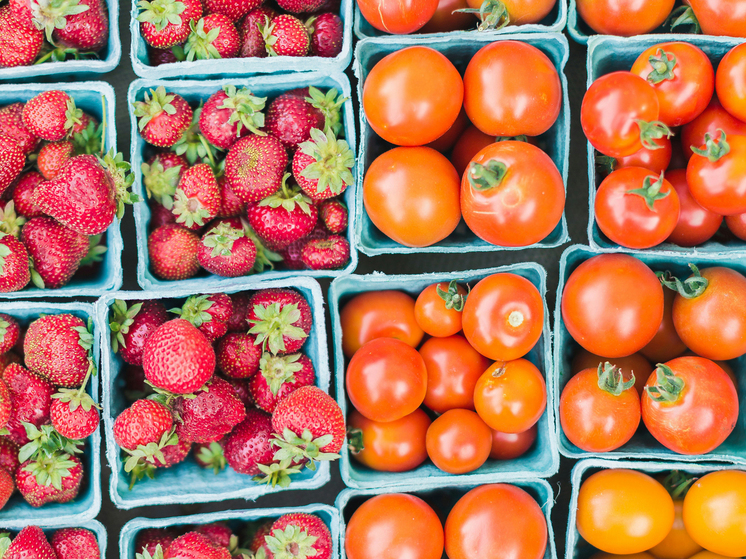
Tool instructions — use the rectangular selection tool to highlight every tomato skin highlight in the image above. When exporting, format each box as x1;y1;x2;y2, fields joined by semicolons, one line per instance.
489;423;537;460
357;0;439;34
686;134;746;216
665;168;723;247
640;287;687;364
614;136;672;174
717;43;746;123
648;499;703;559
681;97;746;160
575;0;674;36
425;408;492;474
414;282;467;338
686;0;746;37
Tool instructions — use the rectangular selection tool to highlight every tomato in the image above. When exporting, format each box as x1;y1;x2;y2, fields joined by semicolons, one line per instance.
414;281;467;338
577;469;675;555
613;136;672;174
463;41;561;137
346;337;427;423
630;42;714;127
345;493;444;559
686;0;746;37
571;349;653;396
340;290;423;358
665;168;723;247
560;363;641;453
473;359;546;433
445;484;547;559
687;552;738;559
462;272;544;361
451;125;496;177
648;500;703;559
425;108;469;154
561;253;664;358
490;423;537;460
681;351;740;390
590;554;656;559
420;334;491;414
575;0;674;35
357;0;439;34
683;470;746;557
460;141;565;247
364;147;461;247
594;167;680;249
347;408;430;472
687;132;746;215
716;43;746;122
681;97;746;160
640;287;688;364
362;47;463;146
726;212;746;240
425;409;492;474
464;0;555;24
641;356;738;454
420;0;475;32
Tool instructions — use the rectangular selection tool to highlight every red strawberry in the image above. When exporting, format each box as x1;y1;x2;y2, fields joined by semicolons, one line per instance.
277;0;325;12
148;46;179;65
54;0;109;52
293;128;352;201
223;408;274;475
264;94;324;152
12;173;44;219
248;179;318;250
250;353;314;413
22;91;82;142
217;332;261;378
0;233;30;292
198;220;256;277
319;199;347;234
142;152;187;205
134;87;194;148
184;14;240;60
138;0;202;49
49;396;99;440
0;103;40;155
279;226;325;270
172;293;233;342
3;363;54;446
248;521;273;554
306;13;342;57
239;6;277;58
226;292;251;331
148;224;201;280
0;379;9;434
4;526;56;558
21;217;88;289
0;437;20;473
199;86;266;151
0;314;19;355
260;14;309;57
0;467;13;510
217;177;245;217
173;377;245;443
195;523;234;548
17;452;83;507
0;135;24;195
0;7;43;67
194;439;227;473
136;529;177;556
37;141;74;180
164;532;231;559
166;163;221;231
51;527;100;559
266;514;332;559
247;288;312;355
301;235;349;270
152;436;192;468
206;0;262;21
225;377;252;408
150;202;177;229
110;300;169;366
224;133;287;205
113;399;173;451
0;201;26;240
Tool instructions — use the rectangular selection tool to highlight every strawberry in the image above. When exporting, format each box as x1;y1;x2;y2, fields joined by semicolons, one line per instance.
250;353;314;413
263;94;324;152
292;128;353;201
17;452;83;507
299;87;346;137
0;437;20;473
113;399;173;451
0;202;26;240
0;135;24;195
206;0;263;21
172;293;233;342
148;46;179;65
49;396;99;440
0;103;40;155
21;217;88;289
225;377;252;407
164;532;231;559
10;172;43;218
53;0;109;52
3;363;54;446
260;14;309;57
194;439;227;473
198;220;256;277
247;178;318;250
199;85;266;151
143;152;187;205
319;199;346;234
224;134;287;205
227;292;251;331
306;13;342;58
248;521;273;554
266;514;332;559
239;6;277;58
0;352;21;374
142;318;216;394
148;224;201;280
279;225;326;270
0;314;20;355
134;87;194;148
223;408;275;475
3;526;56;559
217;332;261;378
184;14;240;61
195;523;234;548
152;436;191;468
171;107;219;166
165;163;221;231
0;233;30;292
51;527;100;559
138;0;202;49
0;379;10;434
136;529;177;556
22;91;81;142
301;235;349;270
217;177;245;217
277;0;326;12
0;467;13;510
37;141;74;180
0;7;44;67
150;202;177;230
173;377;245;443
247;288;312;355
110;300;169;366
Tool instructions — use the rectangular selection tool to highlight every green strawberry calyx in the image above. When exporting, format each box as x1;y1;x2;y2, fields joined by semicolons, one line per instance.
64;97;83;138
109;300;143;354
0;317;9;345
137;0;186;30
306;87;347;137
454;0;509;31
136;543;165;559
248;302;308;355
271;427;340;471
166;188;212;229
0;533;10;557
253;457;303;488
19;423;83;463
73;317;97;382
30;0;90;43
73;119;104;155
259;353;303;396
201;221;244;258
260;15;282;57
134;86;178;132
123;428;179;475
80;234;108;267
298;128;353;197
0;202;27;238
196;441;226;474
141;157;182;204
220;85;267;137
22;452;77;490
173;107;221;167
258;175;313;216
244;223;282;273
264;525;319;559
184;18;222;62
170;294;216;327
99;149;140;220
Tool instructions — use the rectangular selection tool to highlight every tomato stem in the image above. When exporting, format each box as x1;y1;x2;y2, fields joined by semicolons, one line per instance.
453;0;509;31
628;172;670;211
467;160;508;191
596;362;635;396
691;129;730;162
436;279;467;312
662;470;697;499
595;154;616;176
646;363;684;402
646;49;677;84
635;119;674;151
668;5;702;34
657;263;708;299
346;427;364;454
495;135;528;143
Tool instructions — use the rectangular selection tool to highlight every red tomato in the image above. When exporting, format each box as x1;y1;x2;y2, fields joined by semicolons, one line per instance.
613;136;672;174
590;554;657;559
641;356;738;454
490;423;537;460
594;167;680;249
364;147;461;247
362;47;463;146
347;408;430;472
420;334;491;414
425;409;492;474
414;281;467;338
425;108;469;153
561;253;664;358
340;291;424;357
451;125;496;177
473;359;546;434
346;337;427;423
445;484;547;559
575;0;674;35
687;132;746;215
571;349;653;397
461;141;565;247
420;0;475;32
686;0;746;37
726;211;746;240
665;168;723;247
640;287;688;364
681;97;746;160
461;272;544;361
463;41;561;137
500;0;556;24
345;493;444;559
716;43;746;123
357;0;439;34
630;42;714;127
681;351;740;389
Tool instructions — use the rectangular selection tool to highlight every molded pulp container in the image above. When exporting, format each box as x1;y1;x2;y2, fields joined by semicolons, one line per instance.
0;82;123;298
587;34;746;252
554;244;746;464
0;521;106;556
128;73;358;291
120;504;339;558
353;33;570;256
329;264;560;489
96;276;331;509
0;301;101;528
129;0;353;79
337;479;557;559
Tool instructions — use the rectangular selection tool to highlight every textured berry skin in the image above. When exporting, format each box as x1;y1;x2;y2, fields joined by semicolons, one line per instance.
0;234;30;293
150;202;177;229
54;0;109;52
171;164;221;231
12;171;44;218
195;523;234;548
308;13;342;58
319;199;347;234
17;454;83;507
138;93;193;148
0;134;25;195
21;217;89;289
113;399;173;450
119;300;169;366
247;288;313;354
144;152;188;203
22;91;76;142
136;529;177;556
0;7;43;67
248;521;273;553
51;527;101;559
264;94;323;152
153;436;192;467
24;313;90;388
148;46;179;65
225;134;287;204
269;513;332;559
225;378;252;407
217;177;245;217
206;0;263;21
37;141;74;180
248;191;318;250
5;526;57;559
198;221;257;278
173;376;245;443
0;436;20;473
0;314;20;355
0;103;39;155
199;91;253;151
143;319;216;394
148;224;201;280
227;292;251;331
0;466;13;510
301;235;349;270
223;408;274;475
3;363;54;446
165;532;232;559
178;292;233;342
50;398;100;440
240;6;276;57
140;0;202;48
262;14;309;57
194;14;241;58
249;353;315;413
271;385;345;453
277;0;325;12
217;332;261;378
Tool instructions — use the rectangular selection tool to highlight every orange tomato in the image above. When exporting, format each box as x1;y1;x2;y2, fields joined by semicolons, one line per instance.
414;281;467;338
425;409;492;474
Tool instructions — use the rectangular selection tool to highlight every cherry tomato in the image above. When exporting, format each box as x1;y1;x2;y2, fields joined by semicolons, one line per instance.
575;0;674;35
425;108;469;153
340;290;424;358
420;334;491;414
590;554;656;559
640;287;687;364
462;272;544;361
681;351;739;390
648;500;703;559
463;41;561;137
347;408;430;472
357;0;439;34
687;132;746;215
577;469;674;555
363;47;463;146
490;423;537;460
464;0;556;24
451;125;496;177
425;409;492;474
641;356;738;455
686;0;746;37
727;211;746;240
665;168;723;247
683;470;746;557
571;349;653;396
445;484;547;559
414;281;468;338
420;0;475;32
687;552;737;559
364;147;461;247
346;337;427;423
681;97;746;160
561;253;664;358
631;42;714;127
613;136;672;174
345;493;444;559
473;359;546;433
717;42;746;122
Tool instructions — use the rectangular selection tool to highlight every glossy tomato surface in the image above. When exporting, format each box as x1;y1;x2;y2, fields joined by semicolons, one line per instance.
648;499;703;559
687;0;746;37
490;423;537;460
613;137;672;174
419;0;475;32
575;0;674;35
687;134;746;215
414;282;467;338
640;287;688;364
681;97;746;160
726;211;746;240
357;0;439;34
425;108;469;153
665;168;723;247
425;408;492;474
717;43;746;122
451;125;496;177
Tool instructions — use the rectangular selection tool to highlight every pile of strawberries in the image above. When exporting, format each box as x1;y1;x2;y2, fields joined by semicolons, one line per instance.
109;288;344;489
136;84;352;280
0;90;137;293
0;0;109;68
0;525;101;558
138;0;343;65
0;312;99;510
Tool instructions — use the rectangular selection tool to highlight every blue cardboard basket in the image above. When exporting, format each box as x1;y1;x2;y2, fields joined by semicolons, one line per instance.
96;276;331;509
0;82;123;299
0;521;106;556
128;73;358;291
0;1;120;80
329;264;560;489
554;244;746;464
566;459;735;559
129;0;353;79
353;33;570;256
0;301;101;528
120;504;339;559
337;479;557;559
587;35;746;253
